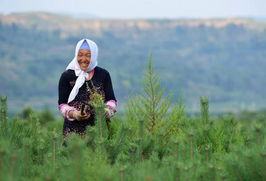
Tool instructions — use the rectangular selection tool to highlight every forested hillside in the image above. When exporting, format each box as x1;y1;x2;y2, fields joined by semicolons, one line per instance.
0;12;266;114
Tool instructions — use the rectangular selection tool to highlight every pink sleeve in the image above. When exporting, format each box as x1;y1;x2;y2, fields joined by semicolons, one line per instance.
105;100;117;112
105;100;117;118
58;104;77;121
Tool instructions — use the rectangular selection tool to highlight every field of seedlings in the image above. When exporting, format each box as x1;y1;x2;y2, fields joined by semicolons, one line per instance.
0;61;265;181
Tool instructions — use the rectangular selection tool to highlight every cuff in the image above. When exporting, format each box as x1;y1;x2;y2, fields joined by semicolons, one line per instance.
105;100;117;118
58;104;77;121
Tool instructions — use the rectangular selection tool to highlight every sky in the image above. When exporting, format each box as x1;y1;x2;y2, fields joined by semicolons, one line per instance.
0;0;265;19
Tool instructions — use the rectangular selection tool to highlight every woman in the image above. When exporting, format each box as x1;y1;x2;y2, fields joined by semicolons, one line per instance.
58;39;117;141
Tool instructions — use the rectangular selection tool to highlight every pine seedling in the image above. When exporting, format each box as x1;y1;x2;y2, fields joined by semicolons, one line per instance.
221;175;227;181
261;152;266;163
144;175;153;181
22;141;31;177
86;126;97;151
52;128;58;168
0;149;4;179
175;166;180;181
0;95;8;137
217;167;223;181
0;95;7;122
138;55;171;134
177;93;185;119
255;123;262;145
155;132;167;160
66;134;87;181
138;120;145;161
209;165;216;181
164;94;186;140
28;113;44;164
174;139;179;160
120;167;125;181
9;154;17;180
205;146;210;162
189;132;194;160
128;142;138;164
125;96;140;130
200;96;209;125
183;166;190;181
86;84;110;157
88;84;109;141
106;124;129;164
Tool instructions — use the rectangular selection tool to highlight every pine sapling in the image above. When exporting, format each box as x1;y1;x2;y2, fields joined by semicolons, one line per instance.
0;96;7;122
209;165;215;181
86;127;96;150
189;132;194;160
144;175;153;181
217;167;223;181
120;167;125;181
184;167;189;181
205;146;209;162
88;84;109;142
138;120;145;161
261;152;266;162
0;96;8;137
138;56;170;134
221;175;227;181
0;149;4;179
108;124;129;164
52;128;58;168
130;147;137;164
200;97;209;125
175;166;180;181
10;154;17;179
174;140;179;160
87;84;109;156
255;125;262;145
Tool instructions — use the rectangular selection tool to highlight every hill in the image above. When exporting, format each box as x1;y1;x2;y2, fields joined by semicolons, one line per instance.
0;12;266;114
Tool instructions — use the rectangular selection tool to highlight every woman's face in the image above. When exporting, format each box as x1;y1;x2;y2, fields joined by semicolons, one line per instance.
77;49;91;71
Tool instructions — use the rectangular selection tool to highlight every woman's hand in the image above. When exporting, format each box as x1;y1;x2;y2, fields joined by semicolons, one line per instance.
69;110;90;121
105;108;115;120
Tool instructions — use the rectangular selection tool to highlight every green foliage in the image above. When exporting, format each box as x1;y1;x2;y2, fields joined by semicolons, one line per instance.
19;107;55;125
164;94;187;140
19;107;34;120
0;59;265;180
38;108;56;124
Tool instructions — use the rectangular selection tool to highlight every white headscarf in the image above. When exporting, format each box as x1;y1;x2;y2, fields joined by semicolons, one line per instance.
66;39;98;103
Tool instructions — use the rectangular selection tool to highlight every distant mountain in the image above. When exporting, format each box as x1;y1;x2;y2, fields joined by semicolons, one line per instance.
252;17;266;22
58;12;100;19
1;12;265;37
0;12;266;114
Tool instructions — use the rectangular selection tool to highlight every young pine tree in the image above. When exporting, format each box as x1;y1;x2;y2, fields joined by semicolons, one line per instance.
127;55;171;135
